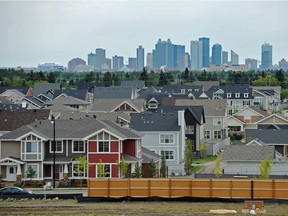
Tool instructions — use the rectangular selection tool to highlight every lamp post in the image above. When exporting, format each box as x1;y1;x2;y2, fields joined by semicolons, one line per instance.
51;115;56;189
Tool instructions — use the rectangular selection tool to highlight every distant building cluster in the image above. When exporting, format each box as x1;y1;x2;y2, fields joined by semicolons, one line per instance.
33;39;286;72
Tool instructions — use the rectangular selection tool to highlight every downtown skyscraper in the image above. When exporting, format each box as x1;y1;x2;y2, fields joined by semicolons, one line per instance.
212;43;222;66
190;40;203;70
136;45;144;71
261;43;273;69
199;37;210;68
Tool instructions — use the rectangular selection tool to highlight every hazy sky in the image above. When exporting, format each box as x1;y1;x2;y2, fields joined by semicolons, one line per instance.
0;0;287;68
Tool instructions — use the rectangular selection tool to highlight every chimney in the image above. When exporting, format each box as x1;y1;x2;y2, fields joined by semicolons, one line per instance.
178;110;185;126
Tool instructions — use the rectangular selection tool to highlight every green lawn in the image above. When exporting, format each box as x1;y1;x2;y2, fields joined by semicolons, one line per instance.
191;166;204;172
193;156;217;164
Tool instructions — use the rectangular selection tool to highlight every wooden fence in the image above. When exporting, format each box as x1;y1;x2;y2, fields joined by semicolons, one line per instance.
88;178;288;200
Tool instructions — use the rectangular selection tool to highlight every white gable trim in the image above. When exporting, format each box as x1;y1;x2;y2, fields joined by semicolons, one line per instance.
148;97;159;104
199;92;209;98
16;131;47;141
255;113;288;124
214;89;224;94
233;106;265;117
54;93;68;100
0;157;25;165
83;128;124;141
111;100;140;112
246;139;264;146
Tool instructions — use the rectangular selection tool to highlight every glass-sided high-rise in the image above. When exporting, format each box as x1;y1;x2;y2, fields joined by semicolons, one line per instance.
137;45;144;71
212;43;222;66
199;37;210;68
261;43;273;69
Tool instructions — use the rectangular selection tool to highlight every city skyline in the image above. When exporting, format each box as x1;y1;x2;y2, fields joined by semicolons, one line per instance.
0;1;288;67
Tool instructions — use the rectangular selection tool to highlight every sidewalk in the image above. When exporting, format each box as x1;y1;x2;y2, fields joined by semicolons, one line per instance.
31;188;88;197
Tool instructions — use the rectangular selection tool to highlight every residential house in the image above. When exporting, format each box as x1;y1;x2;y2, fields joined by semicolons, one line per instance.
221;145;284;176
209;84;253;115
0;89;25;105
253;86;281;112
90;99;146;113
45;95;90;111
0;109;50;136
193;81;220;91
0;118;142;183
0;86;33;97
93;86;138;100
130;106;205;175
121;80;145;91
33;83;61;98
175;99;230;146
254;113;288;129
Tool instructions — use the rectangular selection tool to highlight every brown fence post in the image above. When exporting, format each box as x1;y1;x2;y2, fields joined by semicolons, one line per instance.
230;180;232;199
148;179;151;197
190;179;192;197
128;178;130;197
108;178;110;197
209;179;212;198
169;179;172;198
272;179;275;200
251;180;254;200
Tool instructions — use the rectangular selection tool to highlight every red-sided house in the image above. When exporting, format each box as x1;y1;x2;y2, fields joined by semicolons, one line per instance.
86;121;142;178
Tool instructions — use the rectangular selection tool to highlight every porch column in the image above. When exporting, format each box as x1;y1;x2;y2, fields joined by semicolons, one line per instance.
63;164;69;182
15;164;22;186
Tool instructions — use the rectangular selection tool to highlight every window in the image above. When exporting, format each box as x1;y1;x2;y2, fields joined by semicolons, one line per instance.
255;97;263;102
161;150;174;160
160;134;174;144
72;161;87;178
186;126;194;134
204;130;211;140
26;142;37;153
244;93;249;98
26;164;39;178
97;164;111;178
227;93;231;98
50;140;63;153
73;141;85;153
98;141;109;152
235;93;240;98
213;118;222;126
243;100;250;106
213;130;221;140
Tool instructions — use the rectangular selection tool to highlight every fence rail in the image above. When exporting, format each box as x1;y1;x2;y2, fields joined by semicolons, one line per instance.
88;178;288;200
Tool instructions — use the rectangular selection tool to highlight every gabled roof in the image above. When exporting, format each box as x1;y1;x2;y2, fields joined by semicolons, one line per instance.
154;85;203;95
23;96;45;108
222;145;275;161
0;86;31;95
255;113;288;125
245;129;288;144
233;106;266;117
45;96;90;106
121;80;145;89
209;84;253;99
91;99;145;112
0;118;141;141
0;96;12;104
175;99;227;116
227;115;245;124
53;89;88;101
33;83;61;96
138;87;158;100
93;86;135;99
43;103;78;112
141;147;161;163
0;109;50;131
130;111;181;132
193;81;220;91
0;89;25;97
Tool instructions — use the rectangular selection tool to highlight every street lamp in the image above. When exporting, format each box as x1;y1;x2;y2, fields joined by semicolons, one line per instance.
50;115;56;189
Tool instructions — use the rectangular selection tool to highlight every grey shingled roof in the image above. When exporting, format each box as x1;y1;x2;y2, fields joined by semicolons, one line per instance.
141;147;160;163
175;99;227;116
121;80;145;89
0;96;11;104
33;83;61;96
45;96;90;106
209;84;253;99
53;89;88;101
91;99;145;112
0;86;30;95
0;118;141;140
130;111;181;132
93;86;134;99
222;145;275;161
24;96;45;108
193;81;220;91
44;156;73;163
245;129;288;144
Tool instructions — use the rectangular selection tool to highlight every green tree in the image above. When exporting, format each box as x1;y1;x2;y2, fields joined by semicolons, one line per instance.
199;142;207;158
213;156;223;178
139;67;149;86
133;162;142;178
103;72;112;86
148;159;157;178
74;155;89;187
281;88;288;100
26;166;36;181
47;72;56;83
97;159;108;178
251;75;279;86
158;70;168;86
259;156;273;179
160;151;167;178
275;69;285;87
184;139;193;175
117;156;129;178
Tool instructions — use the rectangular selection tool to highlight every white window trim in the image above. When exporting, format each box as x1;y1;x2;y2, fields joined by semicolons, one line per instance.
159;134;175;144
72;140;85;153
98;141;110;153
25;163;39;179
21;135;42;161
96;163;111;178
204;130;211;140
160;150;175;161
244;93;249;98
227;93;231;98
235;93;240;98
213;130;222;140
49;140;63;153
72;161;87;178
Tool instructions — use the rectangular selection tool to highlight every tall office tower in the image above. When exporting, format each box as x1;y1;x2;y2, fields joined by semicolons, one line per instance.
112;55;124;71
222;51;228;64
184;53;190;70
261;43;273;69
199;37;210;67
175;45;185;71
136;45;145;71
128;57;137;71
95;48;106;71
212;43;222;66
245;58;258;70
231;50;239;65
146;53;153;70
152;38;175;70
68;57;86;71
279;58;288;71
190;40;203;70
105;58;111;70
87;52;97;70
